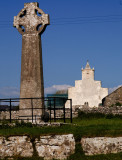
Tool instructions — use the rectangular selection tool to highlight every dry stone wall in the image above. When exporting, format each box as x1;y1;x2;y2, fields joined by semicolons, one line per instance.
0;134;75;160
0;111;19;120
45;108;77;119
102;86;122;107
74;105;122;115
0;105;122;122
0;136;33;158
35;134;75;160
48;105;122;119
81;137;122;155
0;135;122;159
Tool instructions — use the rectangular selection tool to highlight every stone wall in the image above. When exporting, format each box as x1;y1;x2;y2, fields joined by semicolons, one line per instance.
0;105;122;122
35;134;75;159
0;136;33;158
0;111;19;120
0;135;122;159
81;137;122;155
102;86;122;107
77;105;122;115
46;108;78;119
0;134;75;160
47;105;122;119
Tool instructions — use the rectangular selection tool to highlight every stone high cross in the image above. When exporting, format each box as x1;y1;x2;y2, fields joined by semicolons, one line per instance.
13;2;49;120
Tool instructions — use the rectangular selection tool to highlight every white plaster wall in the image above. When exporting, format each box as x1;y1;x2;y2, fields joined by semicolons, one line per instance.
82;69;94;80
66;79;108;108
65;62;108;108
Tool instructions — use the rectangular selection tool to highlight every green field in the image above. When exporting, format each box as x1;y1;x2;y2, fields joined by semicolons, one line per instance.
0;115;122;160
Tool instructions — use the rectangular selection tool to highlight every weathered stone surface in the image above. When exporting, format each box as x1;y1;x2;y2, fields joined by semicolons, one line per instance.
66;61;108;108
102;86;122;107
0;104;122;122
35;134;75;160
13;2;49;119
77;105;122;115
0;111;19;120
81;137;122;155
0;135;122;159
0;136;33;158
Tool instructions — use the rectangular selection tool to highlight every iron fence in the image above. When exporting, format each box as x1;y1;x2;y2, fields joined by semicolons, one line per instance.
0;97;72;123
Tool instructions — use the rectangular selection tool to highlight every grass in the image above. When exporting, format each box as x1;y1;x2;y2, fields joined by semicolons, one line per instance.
0;117;122;139
2;151;122;160
0;116;122;160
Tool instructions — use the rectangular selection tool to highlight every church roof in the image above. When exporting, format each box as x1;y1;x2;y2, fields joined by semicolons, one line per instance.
85;61;91;69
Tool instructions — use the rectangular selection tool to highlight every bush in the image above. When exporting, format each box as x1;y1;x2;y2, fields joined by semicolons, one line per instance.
106;114;114;119
0;120;9;129
78;110;122;120
114;114;122;119
78;111;105;119
15;120;33;127
15;120;21;127
115;102;122;106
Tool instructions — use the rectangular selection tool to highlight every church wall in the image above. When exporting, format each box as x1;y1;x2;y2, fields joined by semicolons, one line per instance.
66;62;108;108
68;79;108;107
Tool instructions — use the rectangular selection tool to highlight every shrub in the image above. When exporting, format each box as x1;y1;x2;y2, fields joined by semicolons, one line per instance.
15;120;33;127
115;102;122;106
106;114;114;119
78;111;105;119
15;120;21;127
0;120;9;129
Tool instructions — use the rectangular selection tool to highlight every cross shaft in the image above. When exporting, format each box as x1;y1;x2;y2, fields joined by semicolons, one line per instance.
13;2;50;122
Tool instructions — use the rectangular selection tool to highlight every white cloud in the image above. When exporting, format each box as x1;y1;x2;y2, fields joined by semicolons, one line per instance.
0;87;20;98
0;85;72;98
44;84;72;95
0;84;121;98
45;84;122;95
108;84;122;94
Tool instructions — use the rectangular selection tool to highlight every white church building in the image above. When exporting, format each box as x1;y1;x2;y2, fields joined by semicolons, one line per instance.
66;61;108;108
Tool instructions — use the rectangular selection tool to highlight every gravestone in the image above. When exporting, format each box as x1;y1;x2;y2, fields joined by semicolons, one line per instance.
13;2;49;120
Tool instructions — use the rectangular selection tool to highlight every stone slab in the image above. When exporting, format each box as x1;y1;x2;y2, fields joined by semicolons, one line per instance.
35;134;75;160
81;137;122;155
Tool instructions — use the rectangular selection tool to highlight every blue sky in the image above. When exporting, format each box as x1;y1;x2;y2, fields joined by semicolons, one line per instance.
0;0;122;97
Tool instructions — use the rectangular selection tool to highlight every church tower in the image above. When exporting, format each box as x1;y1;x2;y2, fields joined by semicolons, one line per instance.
65;61;108;108
82;61;94;80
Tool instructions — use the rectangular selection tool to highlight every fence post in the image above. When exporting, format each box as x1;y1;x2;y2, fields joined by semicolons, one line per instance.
63;98;65;123
49;100;51;123
43;97;45;113
35;115;36;123
70;99;72;123
10;99;12;123
54;98;56;122
31;98;33;123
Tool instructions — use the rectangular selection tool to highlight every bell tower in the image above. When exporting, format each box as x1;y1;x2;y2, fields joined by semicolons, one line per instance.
81;61;94;80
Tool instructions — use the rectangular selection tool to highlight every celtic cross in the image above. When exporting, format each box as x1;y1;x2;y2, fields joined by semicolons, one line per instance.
14;2;49;35
13;2;50;121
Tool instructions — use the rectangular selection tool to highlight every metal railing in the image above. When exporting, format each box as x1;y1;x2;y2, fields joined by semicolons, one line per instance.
0;97;72;123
